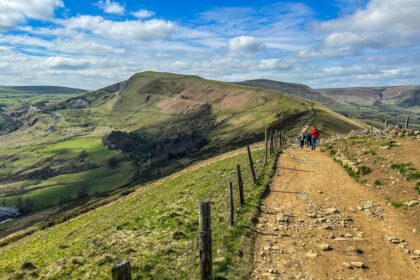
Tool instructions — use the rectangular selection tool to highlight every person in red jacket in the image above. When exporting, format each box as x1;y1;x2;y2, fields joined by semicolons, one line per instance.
309;126;320;150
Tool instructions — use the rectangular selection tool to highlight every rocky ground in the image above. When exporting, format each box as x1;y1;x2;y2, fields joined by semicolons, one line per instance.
252;148;419;279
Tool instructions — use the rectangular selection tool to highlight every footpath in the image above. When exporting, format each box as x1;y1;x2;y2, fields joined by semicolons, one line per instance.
252;147;420;279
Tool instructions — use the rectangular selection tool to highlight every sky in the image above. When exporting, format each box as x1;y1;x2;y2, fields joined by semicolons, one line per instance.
0;0;419;90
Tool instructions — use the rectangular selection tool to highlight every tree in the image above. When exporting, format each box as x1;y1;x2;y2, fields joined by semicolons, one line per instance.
25;198;34;212
77;184;89;200
107;157;119;168
79;150;89;160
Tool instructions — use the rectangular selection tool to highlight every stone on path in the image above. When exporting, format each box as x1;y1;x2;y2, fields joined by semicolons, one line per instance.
318;243;332;251
304;251;318;258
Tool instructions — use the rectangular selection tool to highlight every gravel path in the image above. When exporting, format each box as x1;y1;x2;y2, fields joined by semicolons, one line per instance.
252;147;420;279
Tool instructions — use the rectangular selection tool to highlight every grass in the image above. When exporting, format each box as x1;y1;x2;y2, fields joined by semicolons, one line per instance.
390;162;420;181
0;162;134;210
0;144;278;279
391;201;404;208
41;137;117;163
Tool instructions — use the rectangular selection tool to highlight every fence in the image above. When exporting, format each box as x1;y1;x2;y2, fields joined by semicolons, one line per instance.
111;128;287;280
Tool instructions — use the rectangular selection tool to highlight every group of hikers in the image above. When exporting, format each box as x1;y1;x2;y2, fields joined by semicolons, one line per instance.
298;126;321;150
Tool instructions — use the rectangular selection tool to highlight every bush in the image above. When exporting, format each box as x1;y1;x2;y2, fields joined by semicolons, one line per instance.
374;179;382;186
107;157;119;168
79;150;89;160
360;166;372;175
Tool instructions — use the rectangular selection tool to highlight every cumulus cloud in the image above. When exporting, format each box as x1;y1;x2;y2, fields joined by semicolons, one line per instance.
42;56;91;70
258;59;293;71
318;0;420;49
97;0;125;15
61;16;175;40
228;36;265;53
132;9;155;19
0;0;63;30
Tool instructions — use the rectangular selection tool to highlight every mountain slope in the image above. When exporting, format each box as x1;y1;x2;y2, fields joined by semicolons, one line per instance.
318;86;420;128
0;143;274;279
318;85;420;107
0;86;89;95
239;79;333;104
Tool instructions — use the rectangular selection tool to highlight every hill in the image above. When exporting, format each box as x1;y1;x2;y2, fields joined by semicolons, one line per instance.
318;86;420;128
0;86;89;95
0;71;363;235
0;143;276;279
239;79;333;104
319;85;420;108
237;79;419;129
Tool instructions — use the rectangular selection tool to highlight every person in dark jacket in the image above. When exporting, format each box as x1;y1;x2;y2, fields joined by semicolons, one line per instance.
298;132;305;148
305;132;311;148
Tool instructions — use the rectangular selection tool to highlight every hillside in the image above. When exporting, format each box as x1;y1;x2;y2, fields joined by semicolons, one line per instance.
0;71;363;236
0;86;89;95
319;85;420;108
238;79;420;128
239;79;333;104
318;86;420;128
0;143;276;279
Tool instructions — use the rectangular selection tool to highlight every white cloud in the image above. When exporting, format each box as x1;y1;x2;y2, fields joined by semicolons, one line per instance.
228;36;264;53
61;16;175;41
318;0;420;49
132;9;155;19
0;0;63;30
42;56;91;70
258;59;293;71
97;0;125;15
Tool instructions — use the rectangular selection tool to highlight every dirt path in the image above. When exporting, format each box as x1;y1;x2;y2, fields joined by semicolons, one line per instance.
252;147;420;280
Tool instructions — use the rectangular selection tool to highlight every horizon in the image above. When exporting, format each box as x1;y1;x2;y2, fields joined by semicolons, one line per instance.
0;0;419;89
1;70;418;91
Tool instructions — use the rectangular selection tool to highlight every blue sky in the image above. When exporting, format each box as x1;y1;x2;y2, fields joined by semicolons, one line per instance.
0;0;419;89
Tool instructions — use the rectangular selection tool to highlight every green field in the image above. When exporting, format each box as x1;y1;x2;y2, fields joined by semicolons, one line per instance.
0;144;276;279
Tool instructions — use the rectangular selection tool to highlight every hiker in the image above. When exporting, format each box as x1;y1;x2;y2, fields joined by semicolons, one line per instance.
305;132;311;148
298;132;305;148
309;126;321;150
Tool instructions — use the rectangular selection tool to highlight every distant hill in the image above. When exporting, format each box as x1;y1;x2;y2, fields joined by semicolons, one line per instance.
238;79;333;104
317;86;420;128
0;86;89;95
318;85;420;108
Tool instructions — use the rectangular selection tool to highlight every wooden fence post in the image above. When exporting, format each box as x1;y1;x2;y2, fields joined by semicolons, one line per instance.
269;130;274;155
384;120;388;129
246;146;257;184
405;116;409;129
281;131;284;147
228;182;234;226
236;165;244;207
199;200;212;280
278;131;282;149
111;260;132;280
264;130;268;163
274;130;278;150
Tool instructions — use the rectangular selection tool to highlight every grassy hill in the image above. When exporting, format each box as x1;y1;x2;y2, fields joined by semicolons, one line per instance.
0;71;363;235
318;86;420;128
0;143;276;279
238;79;419;129
239;79;333;104
0;86;89;95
